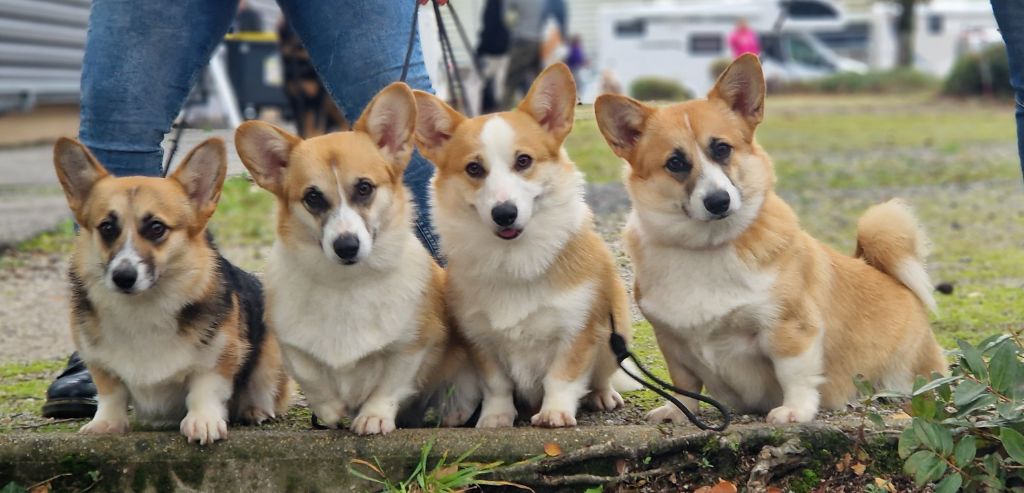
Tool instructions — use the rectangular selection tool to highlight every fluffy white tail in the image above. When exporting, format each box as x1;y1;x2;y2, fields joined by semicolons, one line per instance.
855;199;937;313
610;359;644;392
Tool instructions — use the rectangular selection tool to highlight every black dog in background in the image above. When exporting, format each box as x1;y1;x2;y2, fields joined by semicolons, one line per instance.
277;21;347;137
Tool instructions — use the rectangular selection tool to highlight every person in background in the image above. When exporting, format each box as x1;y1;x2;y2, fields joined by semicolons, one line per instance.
43;0;444;419
503;0;546;107
991;0;1024;178
729;18;761;59
565;34;586;81
477;0;511;113
545;0;568;39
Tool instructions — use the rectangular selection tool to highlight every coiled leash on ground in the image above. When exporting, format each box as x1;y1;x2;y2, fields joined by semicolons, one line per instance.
609;314;731;432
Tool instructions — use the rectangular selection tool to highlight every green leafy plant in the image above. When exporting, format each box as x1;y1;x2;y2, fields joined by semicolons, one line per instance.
349;439;531;493
629;77;693;102
899;332;1024;492
943;45;1013;99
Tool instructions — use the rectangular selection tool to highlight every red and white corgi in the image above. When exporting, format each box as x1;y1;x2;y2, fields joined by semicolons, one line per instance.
413;64;635;428
235;82;479;435
595;54;947;424
54;138;291;444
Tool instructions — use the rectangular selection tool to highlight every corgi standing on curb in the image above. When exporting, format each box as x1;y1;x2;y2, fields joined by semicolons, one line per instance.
413;64;636;428
54;138;292;445
235;82;479;435
595;54;947;424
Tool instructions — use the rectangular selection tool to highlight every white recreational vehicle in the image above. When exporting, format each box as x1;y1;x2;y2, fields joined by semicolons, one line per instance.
596;0;867;98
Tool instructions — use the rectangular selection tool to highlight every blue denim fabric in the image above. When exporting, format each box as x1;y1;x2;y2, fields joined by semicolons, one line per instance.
992;0;1024;179
78;0;442;259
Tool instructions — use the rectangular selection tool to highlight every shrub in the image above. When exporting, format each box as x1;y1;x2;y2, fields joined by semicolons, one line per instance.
709;58;731;81
943;45;1013;99
629;77;693;102
896;332;1024;492
777;69;938;94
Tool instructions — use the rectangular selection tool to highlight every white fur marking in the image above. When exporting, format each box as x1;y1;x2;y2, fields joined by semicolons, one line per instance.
896;259;938;313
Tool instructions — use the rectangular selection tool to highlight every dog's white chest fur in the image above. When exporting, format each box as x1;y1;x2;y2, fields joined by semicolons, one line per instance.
632;225;784;411
454;275;597;398
78;290;223;421
265;240;429;389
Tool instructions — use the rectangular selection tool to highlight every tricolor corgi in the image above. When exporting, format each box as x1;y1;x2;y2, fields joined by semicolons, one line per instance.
235;82;479;435
413;64;635;428
54;138;291;445
594;54;947;424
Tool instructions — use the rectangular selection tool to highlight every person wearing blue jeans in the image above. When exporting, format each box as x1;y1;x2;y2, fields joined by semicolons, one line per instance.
43;0;443;419
992;0;1024;177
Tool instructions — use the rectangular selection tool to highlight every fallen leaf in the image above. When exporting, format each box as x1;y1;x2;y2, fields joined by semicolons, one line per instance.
851;463;867;476
874;477;897;493
29;483;51;493
432;464;458;479
709;479;738;493
694;487;712;493
889;411;911;421
767;487;783;493
543;442;562;457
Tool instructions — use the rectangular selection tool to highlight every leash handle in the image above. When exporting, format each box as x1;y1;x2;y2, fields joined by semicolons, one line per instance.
609;316;731;432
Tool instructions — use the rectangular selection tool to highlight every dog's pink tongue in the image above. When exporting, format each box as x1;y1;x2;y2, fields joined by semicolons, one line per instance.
498;228;519;239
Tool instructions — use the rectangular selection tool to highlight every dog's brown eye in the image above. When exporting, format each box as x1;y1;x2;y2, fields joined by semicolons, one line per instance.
711;141;732;162
665;152;691;174
144;221;167;241
515;154;533;171
98;221;118;242
355;179;375;198
303;188;328;212
465;161;485;178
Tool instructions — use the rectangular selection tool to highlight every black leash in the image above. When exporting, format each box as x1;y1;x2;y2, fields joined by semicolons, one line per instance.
609;314;731;432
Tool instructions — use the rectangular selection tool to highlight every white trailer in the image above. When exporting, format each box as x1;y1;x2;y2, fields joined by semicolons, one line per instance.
595;0;866;99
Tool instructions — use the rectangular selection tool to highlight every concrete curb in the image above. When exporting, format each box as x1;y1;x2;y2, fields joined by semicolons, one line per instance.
0;420;898;492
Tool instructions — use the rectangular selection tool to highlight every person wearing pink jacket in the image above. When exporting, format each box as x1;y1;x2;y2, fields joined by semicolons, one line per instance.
729;19;761;58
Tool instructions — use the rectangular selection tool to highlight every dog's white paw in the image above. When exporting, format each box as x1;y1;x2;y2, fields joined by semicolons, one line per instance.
646;403;686;424
531;408;577;428
80;417;130;434
766;405;816;424
351;413;396;435
311;402;346;429
180;411;228;445
441;406;474;427
476;412;515;428
588;389;624;411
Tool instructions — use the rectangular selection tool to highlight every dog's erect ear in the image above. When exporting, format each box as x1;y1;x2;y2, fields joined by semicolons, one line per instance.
412;90;466;163
708;53;765;127
53;138;110;221
171;138;227;232
594;95;653;162
355;82;417;174
234;121;301;195
518;63;576;143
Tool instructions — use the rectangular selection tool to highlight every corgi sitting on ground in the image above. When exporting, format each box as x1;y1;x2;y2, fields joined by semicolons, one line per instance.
594;54;947;424
235;82;479;435
54;138;291;445
413;64;635;428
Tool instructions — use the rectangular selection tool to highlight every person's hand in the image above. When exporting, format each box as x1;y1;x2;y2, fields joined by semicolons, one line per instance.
418;0;448;5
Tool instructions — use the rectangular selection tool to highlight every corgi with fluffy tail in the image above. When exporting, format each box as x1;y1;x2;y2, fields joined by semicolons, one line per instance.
594;54;946;424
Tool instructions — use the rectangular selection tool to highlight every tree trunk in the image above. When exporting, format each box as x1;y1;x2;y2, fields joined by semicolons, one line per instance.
895;0;916;67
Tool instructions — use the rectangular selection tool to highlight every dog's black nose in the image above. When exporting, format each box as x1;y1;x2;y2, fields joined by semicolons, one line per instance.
491;201;518;227
332;234;360;261
703;190;731;216
111;265;137;290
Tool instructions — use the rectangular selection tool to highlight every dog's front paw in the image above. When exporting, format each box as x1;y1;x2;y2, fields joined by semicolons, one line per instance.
310;402;346;429
531;408;577;428
476;412;515;428
180;411;228;445
351;413;396;435
80;417;130;434
646;403;686;424
239;405;275;425
588;389;624;411
766;405;816;424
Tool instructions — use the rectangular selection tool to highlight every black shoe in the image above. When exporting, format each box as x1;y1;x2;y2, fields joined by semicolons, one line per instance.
41;352;97;419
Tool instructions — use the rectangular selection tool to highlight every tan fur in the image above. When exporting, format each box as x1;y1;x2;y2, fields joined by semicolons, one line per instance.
596;54;946;423
55;137;291;443
414;64;632;428
236;83;477;434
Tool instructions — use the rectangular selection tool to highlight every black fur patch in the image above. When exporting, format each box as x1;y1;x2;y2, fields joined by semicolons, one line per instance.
68;269;94;325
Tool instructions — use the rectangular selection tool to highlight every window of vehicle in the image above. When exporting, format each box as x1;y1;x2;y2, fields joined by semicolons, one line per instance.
784;35;832;69
616;19;646;38
689;33;723;55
